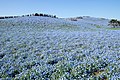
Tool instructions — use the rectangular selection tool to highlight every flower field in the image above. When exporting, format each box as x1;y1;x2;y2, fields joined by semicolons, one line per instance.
0;16;120;80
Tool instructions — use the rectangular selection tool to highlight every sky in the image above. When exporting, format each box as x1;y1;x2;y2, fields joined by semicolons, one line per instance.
0;0;120;19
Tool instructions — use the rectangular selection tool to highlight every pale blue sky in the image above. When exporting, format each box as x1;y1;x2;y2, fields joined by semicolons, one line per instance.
0;0;120;19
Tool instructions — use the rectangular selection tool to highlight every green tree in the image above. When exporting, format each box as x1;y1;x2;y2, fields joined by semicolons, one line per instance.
109;19;120;28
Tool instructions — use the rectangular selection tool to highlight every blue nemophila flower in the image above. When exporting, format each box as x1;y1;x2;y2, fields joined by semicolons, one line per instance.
0;16;120;79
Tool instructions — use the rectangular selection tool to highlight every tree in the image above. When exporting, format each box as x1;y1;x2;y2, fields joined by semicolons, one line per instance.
35;13;39;16
26;15;29;16
109;19;120;28
43;14;48;17
117;21;120;26
0;17;4;19
40;13;43;16
53;15;56;18
76;17;83;19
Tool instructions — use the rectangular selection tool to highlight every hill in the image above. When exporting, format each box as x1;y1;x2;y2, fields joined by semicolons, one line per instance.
0;16;120;79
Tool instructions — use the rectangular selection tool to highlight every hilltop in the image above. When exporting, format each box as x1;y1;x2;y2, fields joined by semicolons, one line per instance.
0;15;113;31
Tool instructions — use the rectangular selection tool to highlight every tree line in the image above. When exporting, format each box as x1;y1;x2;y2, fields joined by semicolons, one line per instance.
0;16;19;19
0;13;57;19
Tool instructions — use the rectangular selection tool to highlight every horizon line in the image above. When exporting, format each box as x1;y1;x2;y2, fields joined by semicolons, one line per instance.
0;13;120;20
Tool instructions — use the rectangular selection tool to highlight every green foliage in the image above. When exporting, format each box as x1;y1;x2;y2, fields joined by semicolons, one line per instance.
107;28;120;30
96;25;101;28
51;61;72;79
